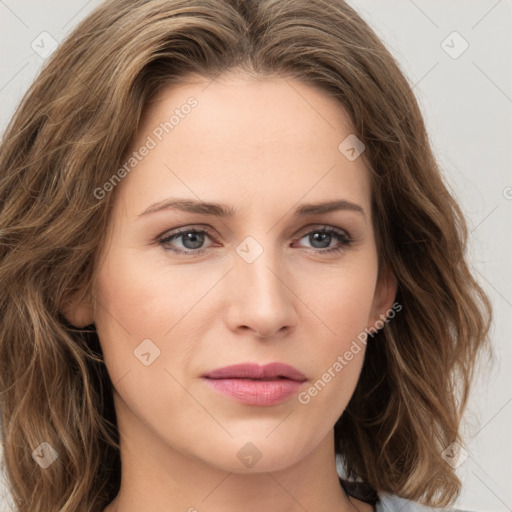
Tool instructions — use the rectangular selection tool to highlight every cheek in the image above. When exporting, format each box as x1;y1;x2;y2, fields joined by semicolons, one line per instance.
94;246;184;333
91;254;201;433
91;249;222;384
301;253;378;348
293;255;378;414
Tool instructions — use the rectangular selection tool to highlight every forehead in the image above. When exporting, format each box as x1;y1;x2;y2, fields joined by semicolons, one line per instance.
114;72;371;219
142;72;354;152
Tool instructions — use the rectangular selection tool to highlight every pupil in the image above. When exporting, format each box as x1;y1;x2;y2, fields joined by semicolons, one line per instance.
183;232;204;249
311;232;330;248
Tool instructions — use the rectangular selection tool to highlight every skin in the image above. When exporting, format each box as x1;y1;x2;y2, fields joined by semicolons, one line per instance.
64;71;396;512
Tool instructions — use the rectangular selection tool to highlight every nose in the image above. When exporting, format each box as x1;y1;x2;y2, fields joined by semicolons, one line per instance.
224;244;298;339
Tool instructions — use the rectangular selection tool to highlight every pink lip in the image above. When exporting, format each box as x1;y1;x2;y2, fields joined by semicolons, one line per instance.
203;363;307;406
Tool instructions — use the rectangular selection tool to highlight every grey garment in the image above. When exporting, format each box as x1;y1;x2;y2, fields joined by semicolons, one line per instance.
376;493;472;512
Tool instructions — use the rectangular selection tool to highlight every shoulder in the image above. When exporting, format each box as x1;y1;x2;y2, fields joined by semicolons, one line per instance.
376;493;473;512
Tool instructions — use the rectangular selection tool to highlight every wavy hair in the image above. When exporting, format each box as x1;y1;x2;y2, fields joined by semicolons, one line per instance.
0;0;492;510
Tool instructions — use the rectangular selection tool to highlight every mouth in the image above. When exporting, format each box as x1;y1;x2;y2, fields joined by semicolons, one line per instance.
202;362;307;406
203;362;307;381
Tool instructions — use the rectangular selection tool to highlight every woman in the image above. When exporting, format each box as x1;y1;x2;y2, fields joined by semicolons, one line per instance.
0;1;492;511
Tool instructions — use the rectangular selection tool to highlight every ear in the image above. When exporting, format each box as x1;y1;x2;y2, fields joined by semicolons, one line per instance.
60;290;95;328
367;266;398;331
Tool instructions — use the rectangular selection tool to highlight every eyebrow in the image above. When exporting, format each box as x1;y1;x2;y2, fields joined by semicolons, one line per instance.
138;198;365;218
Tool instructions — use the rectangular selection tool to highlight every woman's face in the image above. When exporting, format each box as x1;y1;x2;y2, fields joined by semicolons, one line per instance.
68;72;395;473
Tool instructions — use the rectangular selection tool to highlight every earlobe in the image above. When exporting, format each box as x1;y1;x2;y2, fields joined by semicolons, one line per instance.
60;291;95;328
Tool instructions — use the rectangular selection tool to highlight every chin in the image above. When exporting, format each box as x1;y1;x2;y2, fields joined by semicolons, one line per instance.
193;435;310;474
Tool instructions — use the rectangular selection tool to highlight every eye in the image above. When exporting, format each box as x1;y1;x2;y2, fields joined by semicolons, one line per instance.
293;225;353;254
158;226;216;255
157;224;353;256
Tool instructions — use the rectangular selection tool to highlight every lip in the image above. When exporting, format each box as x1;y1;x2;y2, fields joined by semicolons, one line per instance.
203;362;307;406
204;362;307;381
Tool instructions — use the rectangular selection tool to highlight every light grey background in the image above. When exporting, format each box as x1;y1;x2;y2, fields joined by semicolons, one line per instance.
0;1;511;511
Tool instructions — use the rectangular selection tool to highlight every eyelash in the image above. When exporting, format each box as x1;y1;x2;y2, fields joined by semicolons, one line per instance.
157;225;353;256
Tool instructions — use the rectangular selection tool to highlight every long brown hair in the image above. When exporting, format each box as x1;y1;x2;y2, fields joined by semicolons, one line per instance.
0;0;492;510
